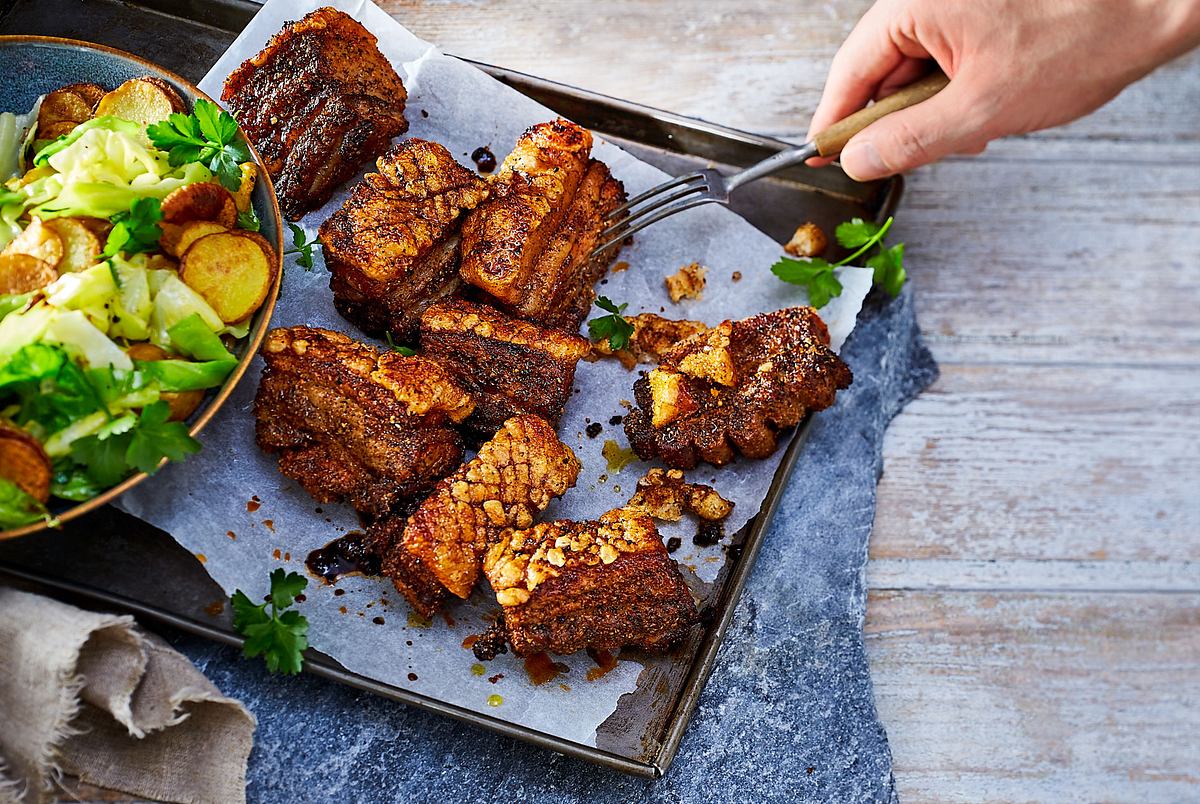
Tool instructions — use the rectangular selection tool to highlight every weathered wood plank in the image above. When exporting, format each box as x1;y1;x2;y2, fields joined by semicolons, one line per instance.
868;558;1200;593
865;590;1200;802
383;0;1200;142
871;362;1200;564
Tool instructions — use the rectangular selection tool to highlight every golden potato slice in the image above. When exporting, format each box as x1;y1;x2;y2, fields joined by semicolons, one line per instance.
95;78;178;126
2;219;63;268
125;342;206;422
136;77;185;113
37;88;93;138
58;82;106;110
0;254;57;294
236;230;277;262
160;183;237;228
179;232;273;322
232;163;256;212
0;423;51;504
174;221;228;258
43;218;101;273
39;121;79;140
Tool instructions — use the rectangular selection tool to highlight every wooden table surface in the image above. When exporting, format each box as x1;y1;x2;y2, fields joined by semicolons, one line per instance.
379;1;1200;800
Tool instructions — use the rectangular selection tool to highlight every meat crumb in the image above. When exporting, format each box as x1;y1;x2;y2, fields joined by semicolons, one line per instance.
664;262;706;303
784;222;828;258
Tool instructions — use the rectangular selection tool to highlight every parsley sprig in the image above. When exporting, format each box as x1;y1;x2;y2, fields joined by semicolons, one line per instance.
103;197;163;258
231;569;310;675
385;331;417;356
772;216;906;308
147;99;251;191
285;223;318;270
587;296;634;350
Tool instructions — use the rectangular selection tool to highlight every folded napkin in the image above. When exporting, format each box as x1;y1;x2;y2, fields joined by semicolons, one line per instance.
0;587;255;804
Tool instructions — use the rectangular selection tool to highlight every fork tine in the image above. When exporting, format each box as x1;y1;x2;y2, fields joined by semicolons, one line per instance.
606;171;708;220
597;183;708;241
592;196;717;257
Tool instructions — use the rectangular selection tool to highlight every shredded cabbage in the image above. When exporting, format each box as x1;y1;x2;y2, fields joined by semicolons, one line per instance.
147;271;225;346
43;309;132;371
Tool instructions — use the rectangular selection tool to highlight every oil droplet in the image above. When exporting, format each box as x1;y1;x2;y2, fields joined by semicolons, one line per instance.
471;663;486;676
407;612;432;628
487;694;503;707
602;439;637;473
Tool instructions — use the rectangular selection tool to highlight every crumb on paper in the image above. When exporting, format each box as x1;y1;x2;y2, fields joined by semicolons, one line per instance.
625;467;734;523
784;222;827;258
731;271;742;282
664;262;706;303
588;313;708;370
612;260;629;273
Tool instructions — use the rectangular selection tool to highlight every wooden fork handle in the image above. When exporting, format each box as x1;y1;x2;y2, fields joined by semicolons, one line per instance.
811;70;950;158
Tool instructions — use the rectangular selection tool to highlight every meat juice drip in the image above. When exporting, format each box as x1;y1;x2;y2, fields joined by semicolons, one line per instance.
523;652;569;685
585;648;618;681
471;146;496;173
305;532;382;584
693;520;724;547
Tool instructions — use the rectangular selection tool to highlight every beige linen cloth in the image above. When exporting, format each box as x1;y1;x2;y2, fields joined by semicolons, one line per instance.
0;587;255;804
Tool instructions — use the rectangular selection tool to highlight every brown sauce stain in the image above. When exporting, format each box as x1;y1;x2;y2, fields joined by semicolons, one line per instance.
372;616;385;625
204;600;224;617
586;648;618;681
226;530;236;540
442;611;456;628
407;672;418;681
263;519;275;532
523;652;569;685
462;635;479;650
488;673;504;684
272;548;281;560
247;497;261;513
194;553;206;563
305;532;381;584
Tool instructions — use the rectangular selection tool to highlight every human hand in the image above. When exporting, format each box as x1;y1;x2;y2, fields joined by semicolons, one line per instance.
808;0;1200;180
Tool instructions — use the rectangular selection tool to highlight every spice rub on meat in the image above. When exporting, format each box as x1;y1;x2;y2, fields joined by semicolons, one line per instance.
254;327;473;518
623;307;852;468
373;415;581;616
483;508;699;656
459;119;626;331
420;299;590;439
320;140;490;341
222;7;409;219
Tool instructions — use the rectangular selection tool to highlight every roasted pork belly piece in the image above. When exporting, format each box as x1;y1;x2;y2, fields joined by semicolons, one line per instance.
222;7;409;219
419;299;590;439
623;307;852;468
459;119;626;331
373;415;581;616
320;140;491;341
483;508;699;656
254;326;473;518
589;312;710;369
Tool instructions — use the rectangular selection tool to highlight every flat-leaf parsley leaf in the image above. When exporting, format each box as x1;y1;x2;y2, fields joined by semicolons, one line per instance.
231;569;310;674
587;296;634;351
772;215;906;306
147;98;252;191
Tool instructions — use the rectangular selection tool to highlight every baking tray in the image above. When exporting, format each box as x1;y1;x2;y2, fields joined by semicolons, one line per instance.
0;0;901;778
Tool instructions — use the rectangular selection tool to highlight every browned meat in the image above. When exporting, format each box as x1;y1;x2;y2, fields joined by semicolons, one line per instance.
254;326;473;518
222;7;408;219
373;415;581;616
419;299;590;439
589;312;710;369
320;140;490;341
623;307;852;468
625;467;733;523
459;119;626;331
483;508;699;656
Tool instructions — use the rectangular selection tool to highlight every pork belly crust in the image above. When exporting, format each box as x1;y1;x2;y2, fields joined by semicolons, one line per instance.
420;299;590;439
459;119;626;331
483;508;699;656
222;7;409;219
320;140;490;341
374;415;581;615
254;326;472;517
623;307;853;468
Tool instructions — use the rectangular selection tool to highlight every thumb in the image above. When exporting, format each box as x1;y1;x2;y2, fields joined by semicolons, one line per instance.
838;78;985;181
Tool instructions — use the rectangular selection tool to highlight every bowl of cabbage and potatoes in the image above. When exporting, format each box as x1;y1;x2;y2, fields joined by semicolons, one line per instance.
0;36;283;539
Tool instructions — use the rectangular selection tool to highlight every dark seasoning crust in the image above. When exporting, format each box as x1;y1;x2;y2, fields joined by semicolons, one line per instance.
242;6;852;663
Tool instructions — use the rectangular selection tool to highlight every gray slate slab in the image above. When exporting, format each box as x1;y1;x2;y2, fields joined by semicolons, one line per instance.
165;286;936;804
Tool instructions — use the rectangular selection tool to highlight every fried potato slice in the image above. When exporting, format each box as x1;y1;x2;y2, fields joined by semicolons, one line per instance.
75;216;112;239
57;82;106;110
38;121;79;140
126;342;205;421
95;77;180;126
160;183;238;228
0;424;52;504
179;232;274;322
37;88;93;137
135;77;186;113
232;163;256;212
2;219;63;268
236;230;276;262
43;218;101;273
0;254;57;294
173;221;228;258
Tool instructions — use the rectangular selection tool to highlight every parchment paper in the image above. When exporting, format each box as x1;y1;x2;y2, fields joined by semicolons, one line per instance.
117;0;872;748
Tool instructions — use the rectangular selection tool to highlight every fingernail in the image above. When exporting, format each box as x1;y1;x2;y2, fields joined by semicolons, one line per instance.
841;141;887;182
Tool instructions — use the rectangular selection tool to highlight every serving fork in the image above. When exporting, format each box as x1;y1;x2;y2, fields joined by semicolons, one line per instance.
592;71;949;256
